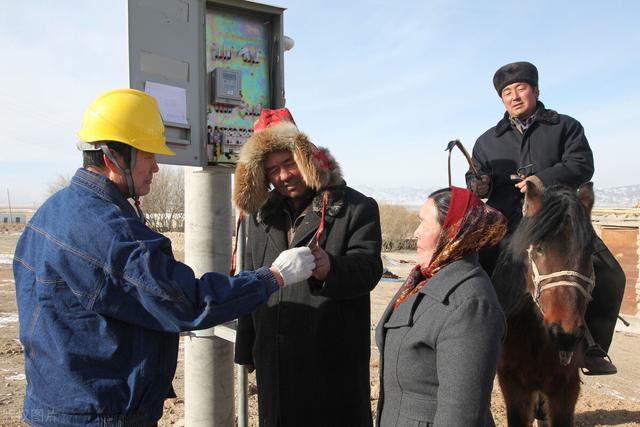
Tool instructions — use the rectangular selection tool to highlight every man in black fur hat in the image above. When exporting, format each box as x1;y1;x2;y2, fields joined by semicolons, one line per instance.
467;61;625;375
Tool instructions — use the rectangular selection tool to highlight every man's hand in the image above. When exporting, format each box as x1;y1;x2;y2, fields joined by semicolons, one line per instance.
243;364;255;373
270;247;315;287
515;175;544;193
311;245;331;281
469;174;491;198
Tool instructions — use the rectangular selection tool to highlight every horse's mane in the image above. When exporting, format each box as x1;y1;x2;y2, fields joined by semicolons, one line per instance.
508;185;594;258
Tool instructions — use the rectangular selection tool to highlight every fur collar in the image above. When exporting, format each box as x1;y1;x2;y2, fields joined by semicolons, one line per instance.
495;102;560;136
233;122;343;214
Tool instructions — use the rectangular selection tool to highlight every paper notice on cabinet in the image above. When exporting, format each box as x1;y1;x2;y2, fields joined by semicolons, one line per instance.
144;81;188;125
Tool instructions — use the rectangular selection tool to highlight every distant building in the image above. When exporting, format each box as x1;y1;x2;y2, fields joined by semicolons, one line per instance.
1;213;26;224
0;207;35;226
592;208;640;316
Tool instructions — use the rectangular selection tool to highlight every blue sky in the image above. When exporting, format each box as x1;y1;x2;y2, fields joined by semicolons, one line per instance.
1;1;639;205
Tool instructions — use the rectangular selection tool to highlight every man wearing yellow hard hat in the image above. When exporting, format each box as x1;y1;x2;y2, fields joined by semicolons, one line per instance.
13;88;315;426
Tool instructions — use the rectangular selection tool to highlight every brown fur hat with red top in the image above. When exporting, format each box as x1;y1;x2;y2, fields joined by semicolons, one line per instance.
233;108;342;214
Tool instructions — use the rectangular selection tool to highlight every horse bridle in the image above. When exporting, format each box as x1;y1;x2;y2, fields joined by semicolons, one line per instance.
526;248;595;308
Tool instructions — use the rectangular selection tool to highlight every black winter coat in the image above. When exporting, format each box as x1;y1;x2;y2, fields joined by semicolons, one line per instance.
235;182;383;427
467;102;594;229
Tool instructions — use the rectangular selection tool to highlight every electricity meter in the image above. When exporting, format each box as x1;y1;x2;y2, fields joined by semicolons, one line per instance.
212;68;242;106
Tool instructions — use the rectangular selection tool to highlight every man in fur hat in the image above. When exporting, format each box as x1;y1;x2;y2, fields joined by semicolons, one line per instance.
466;61;625;375
233;108;383;427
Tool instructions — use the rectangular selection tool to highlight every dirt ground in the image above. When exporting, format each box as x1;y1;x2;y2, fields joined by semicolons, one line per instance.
0;230;638;426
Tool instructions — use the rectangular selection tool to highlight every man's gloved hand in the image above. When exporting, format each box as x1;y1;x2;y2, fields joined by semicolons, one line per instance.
469;174;491;198
270;247;316;287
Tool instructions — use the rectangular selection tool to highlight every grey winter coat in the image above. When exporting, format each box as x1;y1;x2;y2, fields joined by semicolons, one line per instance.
235;182;383;427
376;255;505;427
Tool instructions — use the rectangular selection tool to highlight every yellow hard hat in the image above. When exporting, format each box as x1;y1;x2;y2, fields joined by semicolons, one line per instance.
77;88;175;156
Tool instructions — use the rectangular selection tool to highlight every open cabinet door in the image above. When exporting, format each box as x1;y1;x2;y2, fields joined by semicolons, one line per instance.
127;0;207;166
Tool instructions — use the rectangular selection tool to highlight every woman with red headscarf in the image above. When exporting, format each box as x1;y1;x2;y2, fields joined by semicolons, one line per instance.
375;187;508;426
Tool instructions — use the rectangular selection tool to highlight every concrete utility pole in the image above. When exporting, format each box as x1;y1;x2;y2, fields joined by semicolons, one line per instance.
184;167;235;426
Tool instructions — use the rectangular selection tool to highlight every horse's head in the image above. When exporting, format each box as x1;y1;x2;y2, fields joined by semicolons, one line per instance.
515;182;596;365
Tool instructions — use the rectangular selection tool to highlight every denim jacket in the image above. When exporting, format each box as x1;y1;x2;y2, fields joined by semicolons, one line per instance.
13;168;279;426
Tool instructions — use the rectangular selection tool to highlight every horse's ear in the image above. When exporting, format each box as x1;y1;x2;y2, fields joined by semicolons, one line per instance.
523;180;543;217
578;182;594;216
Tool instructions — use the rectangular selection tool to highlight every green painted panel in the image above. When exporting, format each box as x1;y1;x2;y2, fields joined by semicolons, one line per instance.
205;9;271;165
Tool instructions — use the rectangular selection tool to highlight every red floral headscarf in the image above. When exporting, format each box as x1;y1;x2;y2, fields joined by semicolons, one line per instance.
393;186;507;310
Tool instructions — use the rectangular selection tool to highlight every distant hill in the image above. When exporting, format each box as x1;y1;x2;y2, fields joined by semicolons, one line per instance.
353;184;640;209
594;184;640;208
353;185;439;210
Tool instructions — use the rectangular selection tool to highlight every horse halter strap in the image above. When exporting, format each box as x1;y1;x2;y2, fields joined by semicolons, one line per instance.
527;248;595;306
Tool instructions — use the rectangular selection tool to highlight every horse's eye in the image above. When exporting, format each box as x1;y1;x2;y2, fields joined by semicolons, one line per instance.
534;245;544;255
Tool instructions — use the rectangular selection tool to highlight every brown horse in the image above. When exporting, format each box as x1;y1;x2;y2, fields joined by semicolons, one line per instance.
492;182;596;427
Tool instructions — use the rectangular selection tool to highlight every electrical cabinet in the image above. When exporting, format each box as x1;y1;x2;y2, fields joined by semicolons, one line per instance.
127;0;285;167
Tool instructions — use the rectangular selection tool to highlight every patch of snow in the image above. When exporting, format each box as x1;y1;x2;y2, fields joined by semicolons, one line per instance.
5;373;25;381
0;313;18;328
590;381;640;403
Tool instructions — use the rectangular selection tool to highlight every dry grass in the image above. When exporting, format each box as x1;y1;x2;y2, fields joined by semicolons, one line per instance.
141;167;185;232
378;203;419;251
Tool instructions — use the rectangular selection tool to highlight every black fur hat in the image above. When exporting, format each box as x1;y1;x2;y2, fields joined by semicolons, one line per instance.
493;61;538;96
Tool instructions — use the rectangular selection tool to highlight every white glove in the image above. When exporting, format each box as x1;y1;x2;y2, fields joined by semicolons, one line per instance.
271;247;316;286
